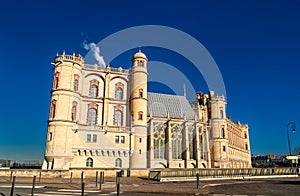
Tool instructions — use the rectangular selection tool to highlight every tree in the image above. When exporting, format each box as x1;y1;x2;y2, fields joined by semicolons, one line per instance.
292;146;300;155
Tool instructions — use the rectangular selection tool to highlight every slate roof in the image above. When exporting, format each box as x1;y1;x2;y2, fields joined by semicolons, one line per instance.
147;92;196;120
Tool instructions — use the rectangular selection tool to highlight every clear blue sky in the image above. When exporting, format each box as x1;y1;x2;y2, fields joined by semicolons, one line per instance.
0;0;299;162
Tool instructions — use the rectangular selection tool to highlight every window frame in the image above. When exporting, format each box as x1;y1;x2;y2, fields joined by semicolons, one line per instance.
92;134;97;143
120;136;125;144
115;136;120;144
138;111;143;120
139;89;143;98
87;134;91;142
114;110;123;126
87;108;97;126
86;157;93;167
115;158;122;168
53;72;59;89
71;101;77;122
50;100;57;119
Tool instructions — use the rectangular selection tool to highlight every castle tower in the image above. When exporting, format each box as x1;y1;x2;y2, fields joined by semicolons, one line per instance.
42;52;84;170
129;50;148;168
208;91;229;168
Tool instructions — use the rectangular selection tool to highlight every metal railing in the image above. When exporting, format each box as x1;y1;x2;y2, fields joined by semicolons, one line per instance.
149;167;299;181
84;64;130;74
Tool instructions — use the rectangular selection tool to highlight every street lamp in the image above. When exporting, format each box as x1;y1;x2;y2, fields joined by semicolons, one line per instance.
127;117;134;177
286;122;296;156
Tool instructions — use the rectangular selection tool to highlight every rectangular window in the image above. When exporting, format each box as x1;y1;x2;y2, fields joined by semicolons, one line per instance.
93;134;97;143
115;136;119;143
139;138;142;143
87;134;91;142
120;136;125;144
223;145;226;152
48;132;53;141
139;89;143;98
138;111;143;120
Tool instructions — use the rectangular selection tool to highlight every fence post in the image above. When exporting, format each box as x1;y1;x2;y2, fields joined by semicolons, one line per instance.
38;172;41;182
10;171;12;182
81;171;84;184
99;171;103;190
96;171;98;188
31;175;36;196
81;182;85;196
196;173;200;189
70;172;73;183
10;175;16;196
116;171;120;196
102;171;104;184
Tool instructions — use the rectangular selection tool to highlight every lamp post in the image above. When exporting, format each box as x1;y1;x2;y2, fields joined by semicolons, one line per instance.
127;119;133;177
286;122;296;156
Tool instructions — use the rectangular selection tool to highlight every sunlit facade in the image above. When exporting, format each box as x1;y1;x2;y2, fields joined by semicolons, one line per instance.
42;51;251;170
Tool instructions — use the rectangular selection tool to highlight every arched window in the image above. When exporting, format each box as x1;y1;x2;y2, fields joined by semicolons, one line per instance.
53;72;59;89
221;127;225;138
139;61;143;67
86;157;93;167
244;133;247;139
220;107;224;119
171;124;183;160
50;100;57;118
114;110;122;126
88;108;97;125
200;134;203;159
138;111;143;120
245;143;248;150
188;126;195;159
73;74;79;91
115;87;123;100
115;158;122;168
90;84;98;98
71;101;77;122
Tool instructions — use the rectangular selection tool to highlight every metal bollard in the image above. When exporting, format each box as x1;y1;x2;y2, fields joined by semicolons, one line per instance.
196;173;200;189
70;172;73;183
102;171;104;184
116;172;120;196
31;175;36;196
81;182;85;196
99;171;103;190
96;171;98;187
81;171;84;184
10;171;13;182
10;176;16;196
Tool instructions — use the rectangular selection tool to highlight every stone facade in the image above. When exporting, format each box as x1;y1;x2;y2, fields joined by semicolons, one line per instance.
42;51;251;170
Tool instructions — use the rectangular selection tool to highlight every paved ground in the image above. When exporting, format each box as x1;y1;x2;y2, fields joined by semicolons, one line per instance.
0;176;300;195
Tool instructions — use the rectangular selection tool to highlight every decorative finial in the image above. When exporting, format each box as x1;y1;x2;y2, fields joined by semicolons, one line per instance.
183;83;186;98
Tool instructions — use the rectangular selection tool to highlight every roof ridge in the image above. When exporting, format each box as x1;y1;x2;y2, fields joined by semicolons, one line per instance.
147;92;186;99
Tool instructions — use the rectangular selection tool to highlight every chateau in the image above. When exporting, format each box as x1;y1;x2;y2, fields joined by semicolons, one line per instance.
42;51;251;170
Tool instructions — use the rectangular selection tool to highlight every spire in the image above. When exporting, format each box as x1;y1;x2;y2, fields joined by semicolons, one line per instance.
183;83;186;98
